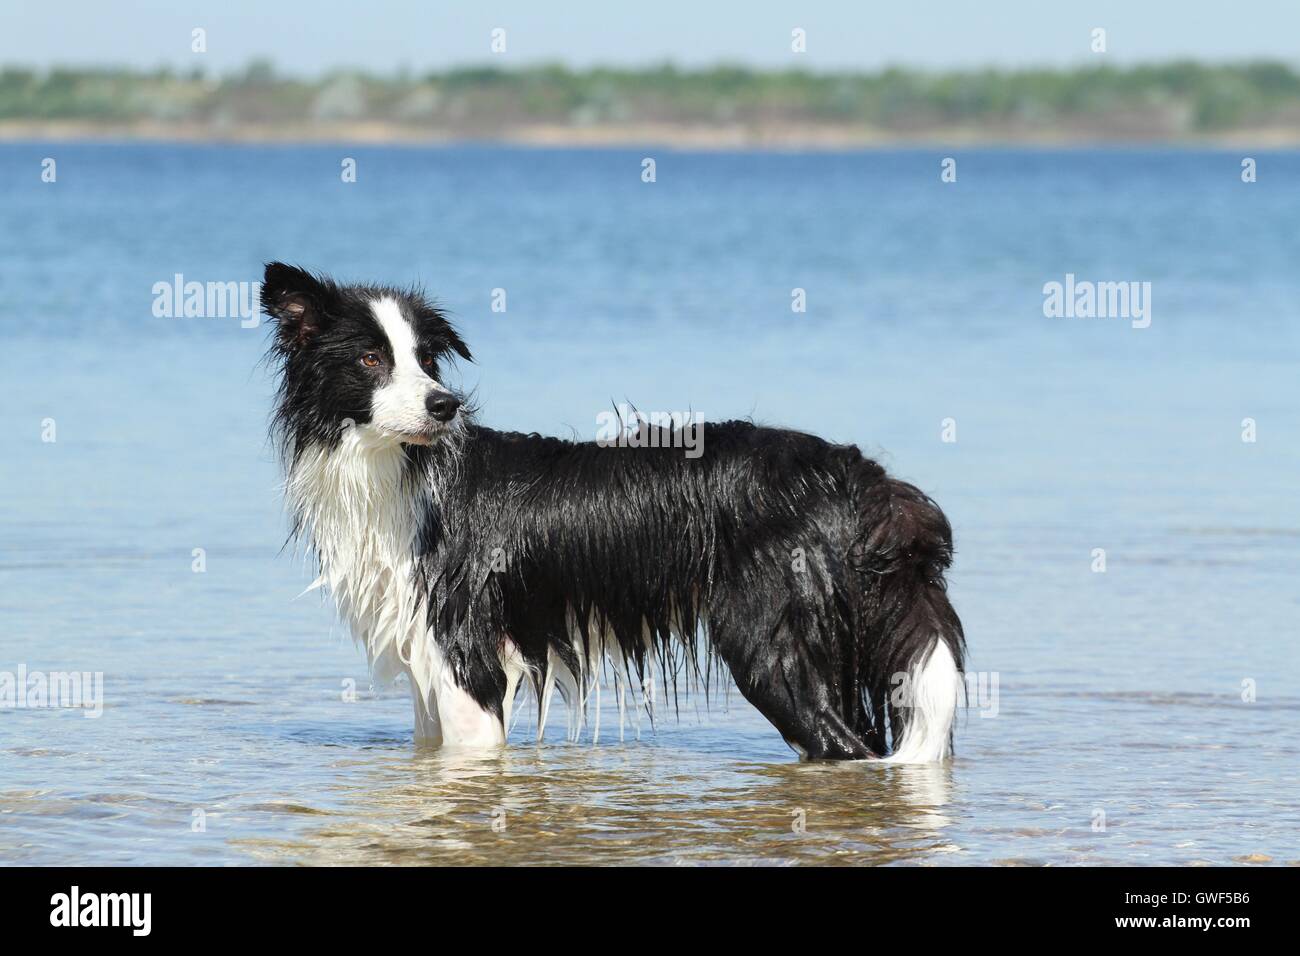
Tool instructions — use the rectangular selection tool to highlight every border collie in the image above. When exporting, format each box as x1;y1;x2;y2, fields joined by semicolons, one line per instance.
264;263;966;762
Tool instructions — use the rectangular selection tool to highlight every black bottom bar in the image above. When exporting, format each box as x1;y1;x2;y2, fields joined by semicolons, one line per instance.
0;865;1277;941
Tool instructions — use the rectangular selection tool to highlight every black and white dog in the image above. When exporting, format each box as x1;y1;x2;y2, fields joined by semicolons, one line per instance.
264;263;965;762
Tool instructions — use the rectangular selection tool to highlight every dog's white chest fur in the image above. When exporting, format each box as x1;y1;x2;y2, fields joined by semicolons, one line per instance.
288;430;503;747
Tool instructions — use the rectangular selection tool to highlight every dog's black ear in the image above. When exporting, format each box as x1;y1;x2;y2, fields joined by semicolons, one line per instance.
442;324;473;363
415;302;473;363
262;262;330;348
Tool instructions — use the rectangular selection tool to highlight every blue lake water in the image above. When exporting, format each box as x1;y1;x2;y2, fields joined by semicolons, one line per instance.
1;143;1297;864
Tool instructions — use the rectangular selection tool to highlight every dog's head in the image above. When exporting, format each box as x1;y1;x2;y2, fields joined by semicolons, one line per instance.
263;263;472;455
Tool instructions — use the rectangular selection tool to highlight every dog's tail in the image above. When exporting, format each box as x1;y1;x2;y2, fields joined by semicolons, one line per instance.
850;473;965;762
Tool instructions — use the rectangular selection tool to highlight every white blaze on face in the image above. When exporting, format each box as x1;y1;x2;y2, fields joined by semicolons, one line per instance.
368;297;449;439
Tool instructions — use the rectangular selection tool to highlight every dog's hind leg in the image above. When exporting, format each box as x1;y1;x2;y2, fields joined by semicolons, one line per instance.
710;607;875;761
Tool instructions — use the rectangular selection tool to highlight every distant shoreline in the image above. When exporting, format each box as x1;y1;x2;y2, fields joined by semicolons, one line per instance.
8;61;1300;150
4;119;1299;149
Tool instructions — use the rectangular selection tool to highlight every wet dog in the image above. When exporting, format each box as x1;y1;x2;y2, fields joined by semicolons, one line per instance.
264;262;965;761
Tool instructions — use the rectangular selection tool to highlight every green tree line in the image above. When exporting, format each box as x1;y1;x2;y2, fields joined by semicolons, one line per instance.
2;61;1297;131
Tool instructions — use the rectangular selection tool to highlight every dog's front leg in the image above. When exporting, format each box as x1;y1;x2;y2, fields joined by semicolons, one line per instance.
409;679;443;747
434;672;506;748
405;656;503;748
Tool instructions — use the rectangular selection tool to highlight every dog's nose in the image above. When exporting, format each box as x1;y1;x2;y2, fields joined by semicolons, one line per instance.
426;392;461;422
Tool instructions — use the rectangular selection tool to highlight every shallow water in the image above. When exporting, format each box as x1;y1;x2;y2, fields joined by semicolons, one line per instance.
1;144;1298;865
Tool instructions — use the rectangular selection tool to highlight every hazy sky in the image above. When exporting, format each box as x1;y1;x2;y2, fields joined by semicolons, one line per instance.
3;0;1297;73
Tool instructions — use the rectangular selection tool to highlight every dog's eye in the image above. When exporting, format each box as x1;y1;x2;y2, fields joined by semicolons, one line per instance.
360;352;382;368
420;354;434;370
